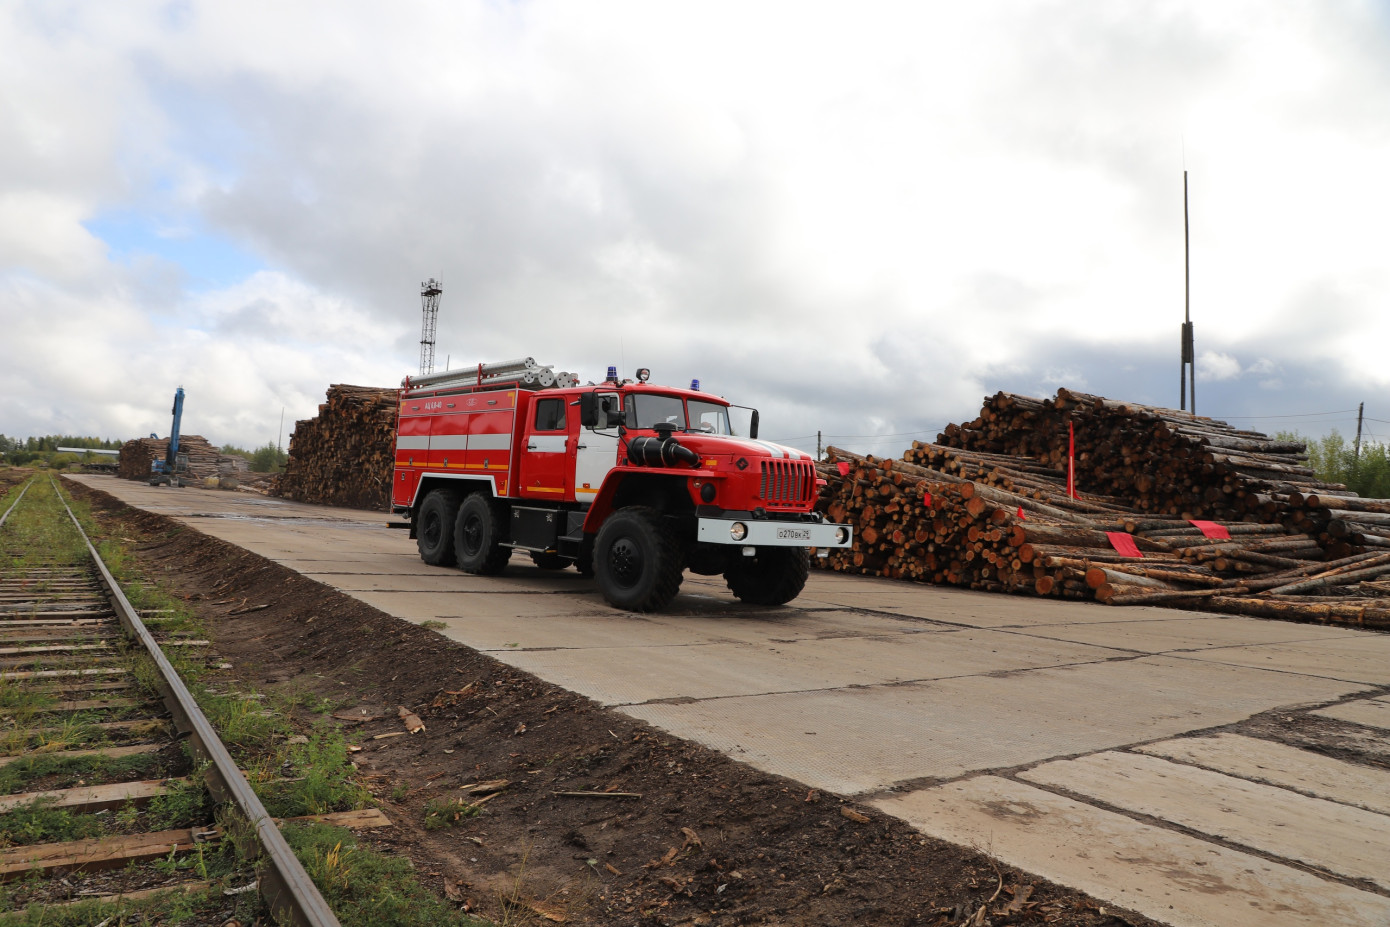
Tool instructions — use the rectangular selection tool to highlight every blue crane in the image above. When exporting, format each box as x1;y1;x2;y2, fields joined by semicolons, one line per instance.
149;387;188;487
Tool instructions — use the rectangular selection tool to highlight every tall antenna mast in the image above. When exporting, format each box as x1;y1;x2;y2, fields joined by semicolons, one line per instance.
419;278;442;376
1180;171;1196;415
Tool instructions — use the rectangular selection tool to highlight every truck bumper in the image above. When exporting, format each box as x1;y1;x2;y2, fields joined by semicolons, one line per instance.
696;517;853;548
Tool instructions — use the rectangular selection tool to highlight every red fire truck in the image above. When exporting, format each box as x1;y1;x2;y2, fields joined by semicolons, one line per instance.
392;359;852;612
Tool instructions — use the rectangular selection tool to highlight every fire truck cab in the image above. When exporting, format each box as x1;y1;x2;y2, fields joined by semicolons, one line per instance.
392;360;852;612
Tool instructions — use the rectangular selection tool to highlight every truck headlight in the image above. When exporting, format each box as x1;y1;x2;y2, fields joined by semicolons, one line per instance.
730;522;748;541
835;527;849;544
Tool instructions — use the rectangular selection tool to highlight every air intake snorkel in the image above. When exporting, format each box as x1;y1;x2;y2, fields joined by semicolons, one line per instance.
628;423;701;468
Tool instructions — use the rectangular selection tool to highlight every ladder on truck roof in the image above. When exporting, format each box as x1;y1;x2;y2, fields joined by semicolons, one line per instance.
403;358;579;395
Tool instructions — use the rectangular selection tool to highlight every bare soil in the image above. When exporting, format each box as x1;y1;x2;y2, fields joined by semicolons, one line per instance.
71;480;1164;927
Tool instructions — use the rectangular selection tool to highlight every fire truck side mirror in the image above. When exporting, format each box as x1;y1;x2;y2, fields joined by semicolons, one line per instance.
749;409;760;439
579;393;625;429
579;393;599;427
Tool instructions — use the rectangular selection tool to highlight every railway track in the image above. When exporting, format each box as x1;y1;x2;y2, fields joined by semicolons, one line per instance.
0;475;342;925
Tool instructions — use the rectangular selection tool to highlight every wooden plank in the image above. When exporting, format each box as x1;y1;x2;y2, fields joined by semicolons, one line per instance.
0;643;111;655
0;743;162;769
49;698;143;712
0;826;217;879
51;879;213;907
0;631;112;644
16;718;167;743
0;777;185;814
282;808;393;829
1;667;126;680
0;616;109;625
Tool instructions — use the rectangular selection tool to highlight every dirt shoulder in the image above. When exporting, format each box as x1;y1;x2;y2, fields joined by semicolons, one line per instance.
73;480;1159;927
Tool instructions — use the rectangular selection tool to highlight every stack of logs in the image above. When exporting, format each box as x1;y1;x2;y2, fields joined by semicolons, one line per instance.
273;385;398;510
117;435;222;482
937;389;1352;524
817;415;1390;630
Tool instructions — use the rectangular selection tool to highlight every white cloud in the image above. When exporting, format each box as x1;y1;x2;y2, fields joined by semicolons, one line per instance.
1197;351;1243;381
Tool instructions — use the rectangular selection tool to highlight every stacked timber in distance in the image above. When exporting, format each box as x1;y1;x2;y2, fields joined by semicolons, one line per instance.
117;435;221;482
273;385;398;511
937;388;1350;524
815;387;1390;630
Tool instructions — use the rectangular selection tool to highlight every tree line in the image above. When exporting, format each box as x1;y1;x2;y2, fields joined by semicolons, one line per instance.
0;434;123;467
219;443;288;473
1278;430;1390;500
0;434;286;474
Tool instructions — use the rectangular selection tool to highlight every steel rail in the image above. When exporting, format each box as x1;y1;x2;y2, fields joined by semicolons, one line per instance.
49;476;341;927
0;478;34;529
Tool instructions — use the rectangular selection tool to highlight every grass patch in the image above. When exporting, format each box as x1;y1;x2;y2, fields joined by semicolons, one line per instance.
423;797;481;830
283;823;489;927
0;798;104;848
0;679;57;716
420;620;447;630
145;775;214;831
0;716;123;758
0;750;163;795
250;725;372;818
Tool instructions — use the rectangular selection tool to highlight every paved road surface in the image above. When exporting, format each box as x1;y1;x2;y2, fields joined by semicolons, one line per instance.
74;476;1390;927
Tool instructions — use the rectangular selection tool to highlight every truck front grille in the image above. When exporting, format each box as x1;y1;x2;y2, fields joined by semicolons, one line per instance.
759;459;814;506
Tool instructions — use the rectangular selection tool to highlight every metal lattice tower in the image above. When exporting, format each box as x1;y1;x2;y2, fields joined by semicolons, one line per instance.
419;278;442;375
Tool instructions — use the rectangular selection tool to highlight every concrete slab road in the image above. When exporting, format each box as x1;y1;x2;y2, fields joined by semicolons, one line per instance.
72;475;1390;927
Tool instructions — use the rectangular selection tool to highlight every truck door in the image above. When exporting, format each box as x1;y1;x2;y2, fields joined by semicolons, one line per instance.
574;392;620;507
519;395;570;500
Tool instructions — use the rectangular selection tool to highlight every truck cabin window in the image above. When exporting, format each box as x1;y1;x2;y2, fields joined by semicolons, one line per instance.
623;393;686;430
534;398;566;431
687;400;732;434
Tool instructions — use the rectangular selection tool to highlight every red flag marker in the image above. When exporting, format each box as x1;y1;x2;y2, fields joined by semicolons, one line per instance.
1017;506;1026;519
1188;520;1230;540
1106;532;1143;558
836;461;850;477
1067;420;1077;500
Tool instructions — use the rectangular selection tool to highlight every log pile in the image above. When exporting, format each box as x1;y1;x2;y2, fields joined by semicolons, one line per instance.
936;389;1350;523
816;447;1179;596
273;385;398;511
117;435;221;482
816;435;1390;630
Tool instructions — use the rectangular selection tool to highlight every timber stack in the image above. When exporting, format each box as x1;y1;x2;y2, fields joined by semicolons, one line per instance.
117;435;221;482
273;385;398;510
816;388;1390;630
936;388;1350;524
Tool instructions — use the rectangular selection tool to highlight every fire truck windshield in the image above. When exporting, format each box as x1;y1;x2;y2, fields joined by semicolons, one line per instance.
623;393;686;429
687;400;732;434
623;393;733;434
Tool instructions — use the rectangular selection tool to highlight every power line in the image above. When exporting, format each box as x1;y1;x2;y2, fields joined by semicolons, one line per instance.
822;429;940;439
1209;409;1358;420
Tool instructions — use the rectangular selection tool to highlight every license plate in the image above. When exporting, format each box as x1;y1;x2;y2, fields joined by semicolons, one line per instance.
777;528;812;541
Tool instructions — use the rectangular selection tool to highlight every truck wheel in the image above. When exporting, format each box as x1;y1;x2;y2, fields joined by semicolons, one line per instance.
416;489;463;565
530;552;568;570
725;547;809;606
593;506;683;612
455;493;511;575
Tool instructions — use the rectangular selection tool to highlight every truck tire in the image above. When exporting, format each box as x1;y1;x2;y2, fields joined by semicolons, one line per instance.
417;489;463;565
593;506;684;612
724;547;809;606
455;493;511;575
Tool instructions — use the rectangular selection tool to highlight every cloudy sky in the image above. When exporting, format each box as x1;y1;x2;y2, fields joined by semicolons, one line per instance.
2;0;1388;458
